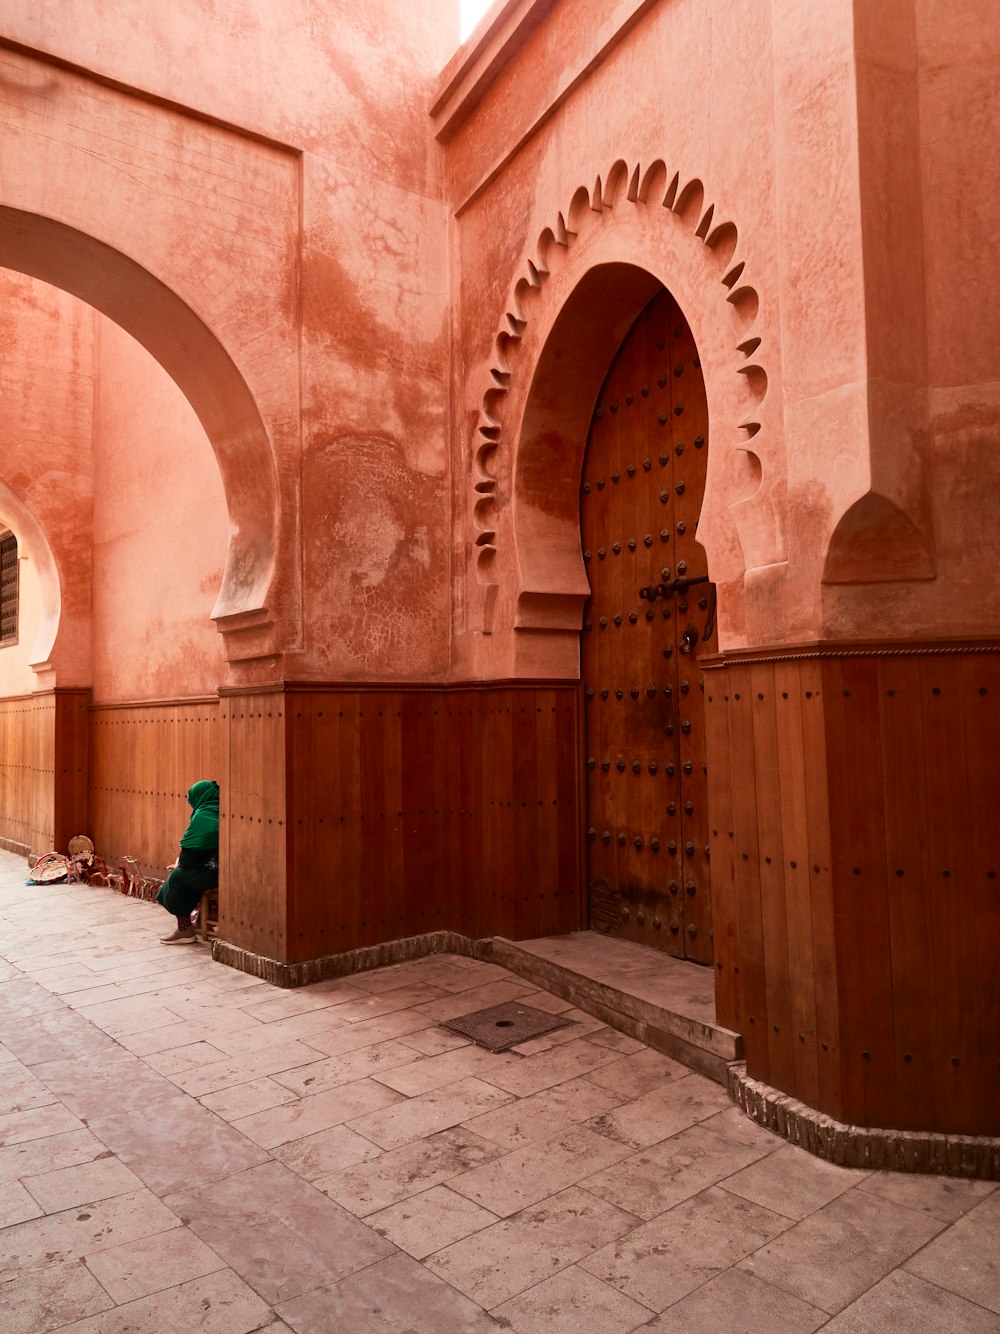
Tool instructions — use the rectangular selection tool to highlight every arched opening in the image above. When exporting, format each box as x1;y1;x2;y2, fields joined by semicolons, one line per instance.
0;208;278;629
578;286;716;961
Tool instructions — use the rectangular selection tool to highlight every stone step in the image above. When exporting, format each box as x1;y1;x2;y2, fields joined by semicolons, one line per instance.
490;931;743;1085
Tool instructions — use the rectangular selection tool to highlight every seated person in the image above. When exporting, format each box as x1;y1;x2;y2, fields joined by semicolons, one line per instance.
156;779;219;944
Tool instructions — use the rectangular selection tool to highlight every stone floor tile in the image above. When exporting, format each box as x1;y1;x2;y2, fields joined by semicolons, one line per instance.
0;1100;83;1145
0;1127;108;1184
346;1075;514;1150
425;1184;640;1309
585;1070;731;1148
114;1021;223;1057
0;1065;59;1115
73;995;181;1037
298;1007;431;1056
585;1027;647;1054
367;1183;499;1259
143;1041;231;1076
197;1076;298;1122
232;989;353;1023
582;1120;779;1221
62;982;131;1007
428;961;518;992
203;1010;348;1055
319;982;449;1023
462;1074;628;1152
316;1126;505;1215
644;1266;827;1333
232;1076;404;1149
276;1250;503;1332
857;1170;997;1223
822;1267;1000;1333
271;1123;384;1181
448;1124;631;1217
169;1040;326;1097
745;1184;946;1314
22;1155;144;1212
475;1037;619;1098
492;1264;656;1334
164;1159;394;1304
722;1142;869;1220
53;1267;274;1334
0;1177;44;1226
904;1189;1000;1313
583;1046;691;1098
31;1050;272;1197
0;1187;180;1278
580;1184;791;1312
83;1224;228;1302
698;1105;785;1151
414;979;543;1023
0;1255;115;1334
398;1025;473;1056
270;1038;420;1096
372;1042;508;1096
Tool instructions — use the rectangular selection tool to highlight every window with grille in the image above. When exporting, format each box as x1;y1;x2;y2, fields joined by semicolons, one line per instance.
0;531;17;647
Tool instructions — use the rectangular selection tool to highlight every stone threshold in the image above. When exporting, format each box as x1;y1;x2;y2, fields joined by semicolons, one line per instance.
729;1063;1000;1181
214;927;741;1086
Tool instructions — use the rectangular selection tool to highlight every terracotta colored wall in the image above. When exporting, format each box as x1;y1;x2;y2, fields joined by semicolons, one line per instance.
91;315;228;703
0;1;459;685
0;271;94;686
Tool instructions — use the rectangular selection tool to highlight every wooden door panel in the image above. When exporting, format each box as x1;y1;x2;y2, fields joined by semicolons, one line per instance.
581;289;716;959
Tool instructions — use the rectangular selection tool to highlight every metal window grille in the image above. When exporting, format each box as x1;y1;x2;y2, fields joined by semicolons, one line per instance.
0;532;17;646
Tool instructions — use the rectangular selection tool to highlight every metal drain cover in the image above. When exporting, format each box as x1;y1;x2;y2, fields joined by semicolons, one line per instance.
441;1001;571;1052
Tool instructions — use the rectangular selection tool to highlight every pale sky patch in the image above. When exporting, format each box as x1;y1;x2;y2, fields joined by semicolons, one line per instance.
461;0;494;41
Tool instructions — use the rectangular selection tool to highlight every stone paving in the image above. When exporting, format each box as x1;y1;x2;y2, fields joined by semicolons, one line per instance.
1;849;998;1333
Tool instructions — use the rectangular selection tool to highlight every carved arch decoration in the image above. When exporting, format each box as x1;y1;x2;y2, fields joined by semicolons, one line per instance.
467;158;785;648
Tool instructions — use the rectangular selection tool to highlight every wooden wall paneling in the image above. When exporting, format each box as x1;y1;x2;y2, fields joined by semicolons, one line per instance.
487;692;517;938
395;691;426;941
0;696;45;851
553;687;583;939
338;695;364;951
52;690;89;854
749;662;796;1095
704;679;739;1031
360;694;388;943
459;690;483;940
512;692;541;940
726;670;770;1079
824;656;894;1127
918;656;975;1131
382;696;407;942
798;662;841;1121
434;695;462;936
224;693;287;961
959;653;1000;1132
876;656;937;1130
772;661;820;1110
533;691;559;939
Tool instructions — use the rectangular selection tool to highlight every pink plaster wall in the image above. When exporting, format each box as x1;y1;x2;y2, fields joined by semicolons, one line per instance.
90;315;228;704
0;0;459;684
0;270;94;686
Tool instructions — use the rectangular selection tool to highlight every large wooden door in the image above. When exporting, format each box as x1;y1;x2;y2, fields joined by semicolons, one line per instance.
581;288;716;962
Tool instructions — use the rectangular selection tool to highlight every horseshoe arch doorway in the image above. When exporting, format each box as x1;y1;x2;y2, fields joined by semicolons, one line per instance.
581;286;716;962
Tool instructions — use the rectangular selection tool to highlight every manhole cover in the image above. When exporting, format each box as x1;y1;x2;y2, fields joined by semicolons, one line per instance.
440;1001;572;1052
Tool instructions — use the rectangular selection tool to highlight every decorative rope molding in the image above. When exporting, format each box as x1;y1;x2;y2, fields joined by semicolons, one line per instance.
701;640;1000;670
729;1064;1000;1179
471;158;768;626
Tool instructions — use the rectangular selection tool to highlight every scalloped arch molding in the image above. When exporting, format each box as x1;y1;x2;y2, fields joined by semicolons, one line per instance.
469;157;784;631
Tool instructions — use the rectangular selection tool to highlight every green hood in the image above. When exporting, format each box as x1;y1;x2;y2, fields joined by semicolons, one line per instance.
179;779;220;852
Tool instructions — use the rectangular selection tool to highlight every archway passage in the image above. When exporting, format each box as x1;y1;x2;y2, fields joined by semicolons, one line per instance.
582;287;716;962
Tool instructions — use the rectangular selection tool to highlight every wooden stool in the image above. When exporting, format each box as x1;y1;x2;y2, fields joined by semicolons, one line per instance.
197;889;219;941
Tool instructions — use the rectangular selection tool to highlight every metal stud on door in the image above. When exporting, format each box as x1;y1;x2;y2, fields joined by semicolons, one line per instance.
580;289;716;961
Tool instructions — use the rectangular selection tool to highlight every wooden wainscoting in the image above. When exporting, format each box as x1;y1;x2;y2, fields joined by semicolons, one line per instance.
277;682;584;964
0;689;88;855
705;641;1000;1137
89;697;221;877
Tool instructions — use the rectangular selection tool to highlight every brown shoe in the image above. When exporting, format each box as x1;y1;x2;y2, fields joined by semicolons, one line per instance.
161;926;198;945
